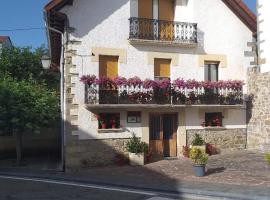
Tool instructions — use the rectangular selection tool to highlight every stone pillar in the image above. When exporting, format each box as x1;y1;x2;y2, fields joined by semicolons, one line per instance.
141;111;150;144
177;109;186;157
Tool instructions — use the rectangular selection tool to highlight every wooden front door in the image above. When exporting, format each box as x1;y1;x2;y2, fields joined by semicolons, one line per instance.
159;0;175;41
149;114;177;157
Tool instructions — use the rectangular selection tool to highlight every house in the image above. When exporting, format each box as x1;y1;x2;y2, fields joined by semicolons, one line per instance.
44;0;256;169
0;36;12;52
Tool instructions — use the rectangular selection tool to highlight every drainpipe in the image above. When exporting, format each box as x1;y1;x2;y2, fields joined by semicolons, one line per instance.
44;12;66;172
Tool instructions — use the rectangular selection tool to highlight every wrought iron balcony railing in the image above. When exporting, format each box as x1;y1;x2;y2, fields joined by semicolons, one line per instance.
129;17;197;44
85;84;243;106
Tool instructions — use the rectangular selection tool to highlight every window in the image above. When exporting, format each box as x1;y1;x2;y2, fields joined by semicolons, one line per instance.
204;62;219;82
99;55;118;79
97;113;120;129
154;58;171;80
204;112;223;127
99;55;119;104
127;112;141;123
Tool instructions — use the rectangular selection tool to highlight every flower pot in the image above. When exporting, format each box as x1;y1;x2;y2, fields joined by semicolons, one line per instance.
193;165;206;177
101;123;107;129
129;153;145;166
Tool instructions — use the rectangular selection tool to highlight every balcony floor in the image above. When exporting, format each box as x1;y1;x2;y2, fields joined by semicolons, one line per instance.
85;103;246;111
128;38;197;47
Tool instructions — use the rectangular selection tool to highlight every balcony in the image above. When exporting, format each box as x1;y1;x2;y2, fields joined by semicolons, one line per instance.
129;17;197;47
81;76;244;110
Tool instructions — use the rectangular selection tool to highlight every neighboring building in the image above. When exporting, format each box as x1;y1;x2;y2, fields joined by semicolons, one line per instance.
45;0;256;169
0;36;12;52
247;0;270;150
257;0;270;72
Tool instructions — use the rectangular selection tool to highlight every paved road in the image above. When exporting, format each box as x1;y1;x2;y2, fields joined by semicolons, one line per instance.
0;176;204;200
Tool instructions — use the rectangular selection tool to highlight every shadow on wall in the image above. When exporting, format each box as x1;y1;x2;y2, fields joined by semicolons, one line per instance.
64;119;181;193
70;0;129;39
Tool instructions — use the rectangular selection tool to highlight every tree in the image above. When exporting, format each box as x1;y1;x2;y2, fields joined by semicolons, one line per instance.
0;46;59;90
0;76;59;165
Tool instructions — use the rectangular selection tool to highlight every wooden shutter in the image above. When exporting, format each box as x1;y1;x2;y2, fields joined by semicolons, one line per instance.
159;0;175;21
159;0;175;41
99;55;118;79
154;58;171;78
138;0;153;19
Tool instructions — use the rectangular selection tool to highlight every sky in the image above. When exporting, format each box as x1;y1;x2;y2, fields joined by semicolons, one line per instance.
0;0;256;49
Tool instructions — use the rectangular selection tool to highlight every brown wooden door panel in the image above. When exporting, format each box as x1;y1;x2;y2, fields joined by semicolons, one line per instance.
159;0;175;41
149;114;177;158
138;0;153;39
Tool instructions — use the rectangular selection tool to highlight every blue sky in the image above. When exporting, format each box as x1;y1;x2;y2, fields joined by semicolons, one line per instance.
0;0;256;48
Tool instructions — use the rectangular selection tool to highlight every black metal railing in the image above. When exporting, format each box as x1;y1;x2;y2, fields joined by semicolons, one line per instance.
85;84;243;106
129;17;197;44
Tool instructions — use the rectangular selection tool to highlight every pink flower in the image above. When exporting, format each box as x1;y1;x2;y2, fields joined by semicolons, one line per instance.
80;75;97;85
157;79;171;89
143;79;158;89
173;78;186;88
186;79;199;89
114;76;127;86
127;76;143;87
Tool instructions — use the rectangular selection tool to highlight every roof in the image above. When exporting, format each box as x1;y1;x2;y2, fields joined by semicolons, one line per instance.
44;0;257;69
0;36;10;43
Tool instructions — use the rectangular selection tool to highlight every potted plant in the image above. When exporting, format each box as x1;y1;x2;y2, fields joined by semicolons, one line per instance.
191;133;206;153
189;147;208;177
126;133;148;166
97;114;106;129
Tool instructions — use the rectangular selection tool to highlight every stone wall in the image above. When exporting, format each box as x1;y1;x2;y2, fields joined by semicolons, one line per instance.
0;128;60;159
247;67;270;150
187;129;246;150
65;138;128;170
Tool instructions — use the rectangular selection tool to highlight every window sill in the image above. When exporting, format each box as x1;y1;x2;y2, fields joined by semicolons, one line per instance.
203;127;227;131
98;128;124;133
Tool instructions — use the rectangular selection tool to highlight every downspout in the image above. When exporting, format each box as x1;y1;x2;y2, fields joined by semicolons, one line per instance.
44;11;66;172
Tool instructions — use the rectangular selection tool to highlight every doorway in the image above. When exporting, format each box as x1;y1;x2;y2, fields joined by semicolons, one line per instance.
149;113;177;157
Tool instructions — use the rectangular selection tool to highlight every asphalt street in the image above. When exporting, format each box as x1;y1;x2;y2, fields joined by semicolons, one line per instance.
0;176;204;200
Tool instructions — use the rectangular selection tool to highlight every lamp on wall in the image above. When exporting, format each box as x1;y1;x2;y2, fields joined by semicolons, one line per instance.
41;55;51;70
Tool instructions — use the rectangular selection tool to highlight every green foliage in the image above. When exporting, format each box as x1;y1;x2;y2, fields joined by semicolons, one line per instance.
191;133;205;146
0;75;59;135
189;147;208;165
0;46;59;90
265;153;270;165
126;133;148;154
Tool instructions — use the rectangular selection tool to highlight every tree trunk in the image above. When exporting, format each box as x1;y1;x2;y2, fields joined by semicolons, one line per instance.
15;131;23;166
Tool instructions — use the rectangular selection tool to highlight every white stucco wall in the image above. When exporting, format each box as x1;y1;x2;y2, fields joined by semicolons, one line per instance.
258;0;270;72
61;0;253;140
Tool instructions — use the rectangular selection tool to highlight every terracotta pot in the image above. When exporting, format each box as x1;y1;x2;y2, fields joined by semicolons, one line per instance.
101;123;106;129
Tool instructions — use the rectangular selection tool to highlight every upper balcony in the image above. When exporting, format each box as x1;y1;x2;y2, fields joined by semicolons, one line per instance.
81;75;244;110
129;17;198;47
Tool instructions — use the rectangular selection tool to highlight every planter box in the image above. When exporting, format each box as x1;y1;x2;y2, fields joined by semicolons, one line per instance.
193;165;206;177
191;145;206;153
129;153;145;166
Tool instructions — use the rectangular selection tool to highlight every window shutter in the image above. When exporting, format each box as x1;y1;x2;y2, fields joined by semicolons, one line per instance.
154;58;171;78
99;55;118;79
138;0;153;19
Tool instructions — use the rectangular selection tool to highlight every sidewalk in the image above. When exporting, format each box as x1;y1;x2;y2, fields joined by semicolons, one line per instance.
0;150;269;200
